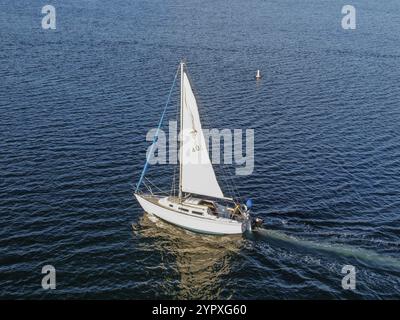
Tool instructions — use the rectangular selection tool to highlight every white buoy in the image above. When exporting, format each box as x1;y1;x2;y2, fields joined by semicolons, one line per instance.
256;69;262;80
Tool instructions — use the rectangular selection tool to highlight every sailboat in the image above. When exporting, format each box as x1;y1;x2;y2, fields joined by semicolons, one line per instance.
134;61;260;235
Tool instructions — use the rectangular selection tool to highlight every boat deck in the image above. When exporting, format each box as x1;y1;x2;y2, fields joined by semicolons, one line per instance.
139;193;245;222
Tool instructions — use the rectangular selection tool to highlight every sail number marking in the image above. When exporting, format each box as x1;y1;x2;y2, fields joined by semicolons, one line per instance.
192;145;200;152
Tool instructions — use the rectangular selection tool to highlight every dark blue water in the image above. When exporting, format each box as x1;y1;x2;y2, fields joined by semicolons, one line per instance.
1;0;400;299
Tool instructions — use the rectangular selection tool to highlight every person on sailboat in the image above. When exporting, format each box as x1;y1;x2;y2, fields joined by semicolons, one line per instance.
233;203;241;215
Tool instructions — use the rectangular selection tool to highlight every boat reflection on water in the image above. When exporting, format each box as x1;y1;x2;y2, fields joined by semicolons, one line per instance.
132;212;244;299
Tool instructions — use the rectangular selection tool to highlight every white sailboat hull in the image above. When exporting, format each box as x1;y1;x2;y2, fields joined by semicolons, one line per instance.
135;194;249;235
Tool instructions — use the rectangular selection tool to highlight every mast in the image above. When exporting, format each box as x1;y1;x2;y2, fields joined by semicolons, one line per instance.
179;61;184;199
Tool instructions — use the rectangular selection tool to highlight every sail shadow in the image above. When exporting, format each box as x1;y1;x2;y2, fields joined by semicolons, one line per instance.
132;213;244;299
250;228;400;270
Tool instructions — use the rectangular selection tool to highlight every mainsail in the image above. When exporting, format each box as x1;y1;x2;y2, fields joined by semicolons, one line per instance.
179;69;225;199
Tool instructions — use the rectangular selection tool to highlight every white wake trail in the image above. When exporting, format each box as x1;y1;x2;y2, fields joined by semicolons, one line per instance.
252;228;400;270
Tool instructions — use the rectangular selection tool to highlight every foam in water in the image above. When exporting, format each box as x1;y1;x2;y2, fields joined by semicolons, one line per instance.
253;228;400;270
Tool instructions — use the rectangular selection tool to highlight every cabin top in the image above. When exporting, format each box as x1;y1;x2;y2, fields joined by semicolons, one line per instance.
160;196;217;217
183;197;203;205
